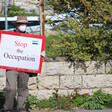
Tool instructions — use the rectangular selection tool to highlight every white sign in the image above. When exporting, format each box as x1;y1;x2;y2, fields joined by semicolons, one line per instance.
0;31;45;73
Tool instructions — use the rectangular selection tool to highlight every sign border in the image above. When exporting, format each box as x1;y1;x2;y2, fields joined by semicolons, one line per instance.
0;30;46;73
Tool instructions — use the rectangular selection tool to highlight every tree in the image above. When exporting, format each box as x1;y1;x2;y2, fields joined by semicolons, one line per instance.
46;0;112;27
46;0;112;61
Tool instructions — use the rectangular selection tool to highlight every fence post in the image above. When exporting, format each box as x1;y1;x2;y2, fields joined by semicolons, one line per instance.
40;0;45;35
4;0;8;30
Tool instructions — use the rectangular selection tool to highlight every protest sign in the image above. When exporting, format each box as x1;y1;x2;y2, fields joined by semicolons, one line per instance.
0;30;45;73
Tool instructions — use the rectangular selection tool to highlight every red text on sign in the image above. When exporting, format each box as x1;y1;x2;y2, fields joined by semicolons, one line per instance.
14;41;27;48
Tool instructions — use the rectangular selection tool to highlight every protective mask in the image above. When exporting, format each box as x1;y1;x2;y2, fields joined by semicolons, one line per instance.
19;24;27;32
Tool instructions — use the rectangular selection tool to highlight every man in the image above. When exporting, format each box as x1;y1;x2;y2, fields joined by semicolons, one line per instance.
2;16;45;112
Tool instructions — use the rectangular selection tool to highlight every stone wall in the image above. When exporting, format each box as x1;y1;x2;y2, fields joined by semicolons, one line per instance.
0;0;4;14
0;0;39;14
0;0;53;15
0;57;112;99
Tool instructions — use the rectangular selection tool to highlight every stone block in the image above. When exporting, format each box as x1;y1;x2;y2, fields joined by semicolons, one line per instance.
46;62;59;75
82;75;112;88
58;90;74;96
37;90;53;99
0;77;6;90
39;62;47;76
60;75;82;89
28;77;37;90
0;69;6;77
105;60;112;73
29;90;38;97
46;62;74;75
38;76;59;90
78;88;99;95
79;88;112;95
58;62;74;75
75;61;105;75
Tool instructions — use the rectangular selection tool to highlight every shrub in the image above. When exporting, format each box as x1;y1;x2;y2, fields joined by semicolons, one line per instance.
26;94;39;109
36;94;72;110
37;99;51;109
45;34;62;57
56;95;72;110
8;5;37;17
48;18;112;61
25;90;112;110
71;94;88;107
80;90;112;110
0;90;111;110
8;5;25;17
46;0;112;61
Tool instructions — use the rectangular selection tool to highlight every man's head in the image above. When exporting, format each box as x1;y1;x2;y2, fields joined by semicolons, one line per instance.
12;16;31;33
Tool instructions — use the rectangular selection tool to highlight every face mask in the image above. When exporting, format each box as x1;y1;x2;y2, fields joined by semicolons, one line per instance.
19;24;27;32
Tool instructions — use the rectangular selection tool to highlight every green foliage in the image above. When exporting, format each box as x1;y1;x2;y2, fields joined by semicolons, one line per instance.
80;89;112;110
8;5;37;17
35;94;58;109
46;0;112;23
36;94;72;110
47;20;112;61
13;98;18;109
46;0;81;14
33;89;112;110
45;34;62;57
26;94;39;109
45;0;112;61
8;5;25;17
0;14;4;17
71;94;88;107
26;90;112;110
0;90;112;110
37;98;51;109
108;71;112;74
0;92;5;109
56;96;72;110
